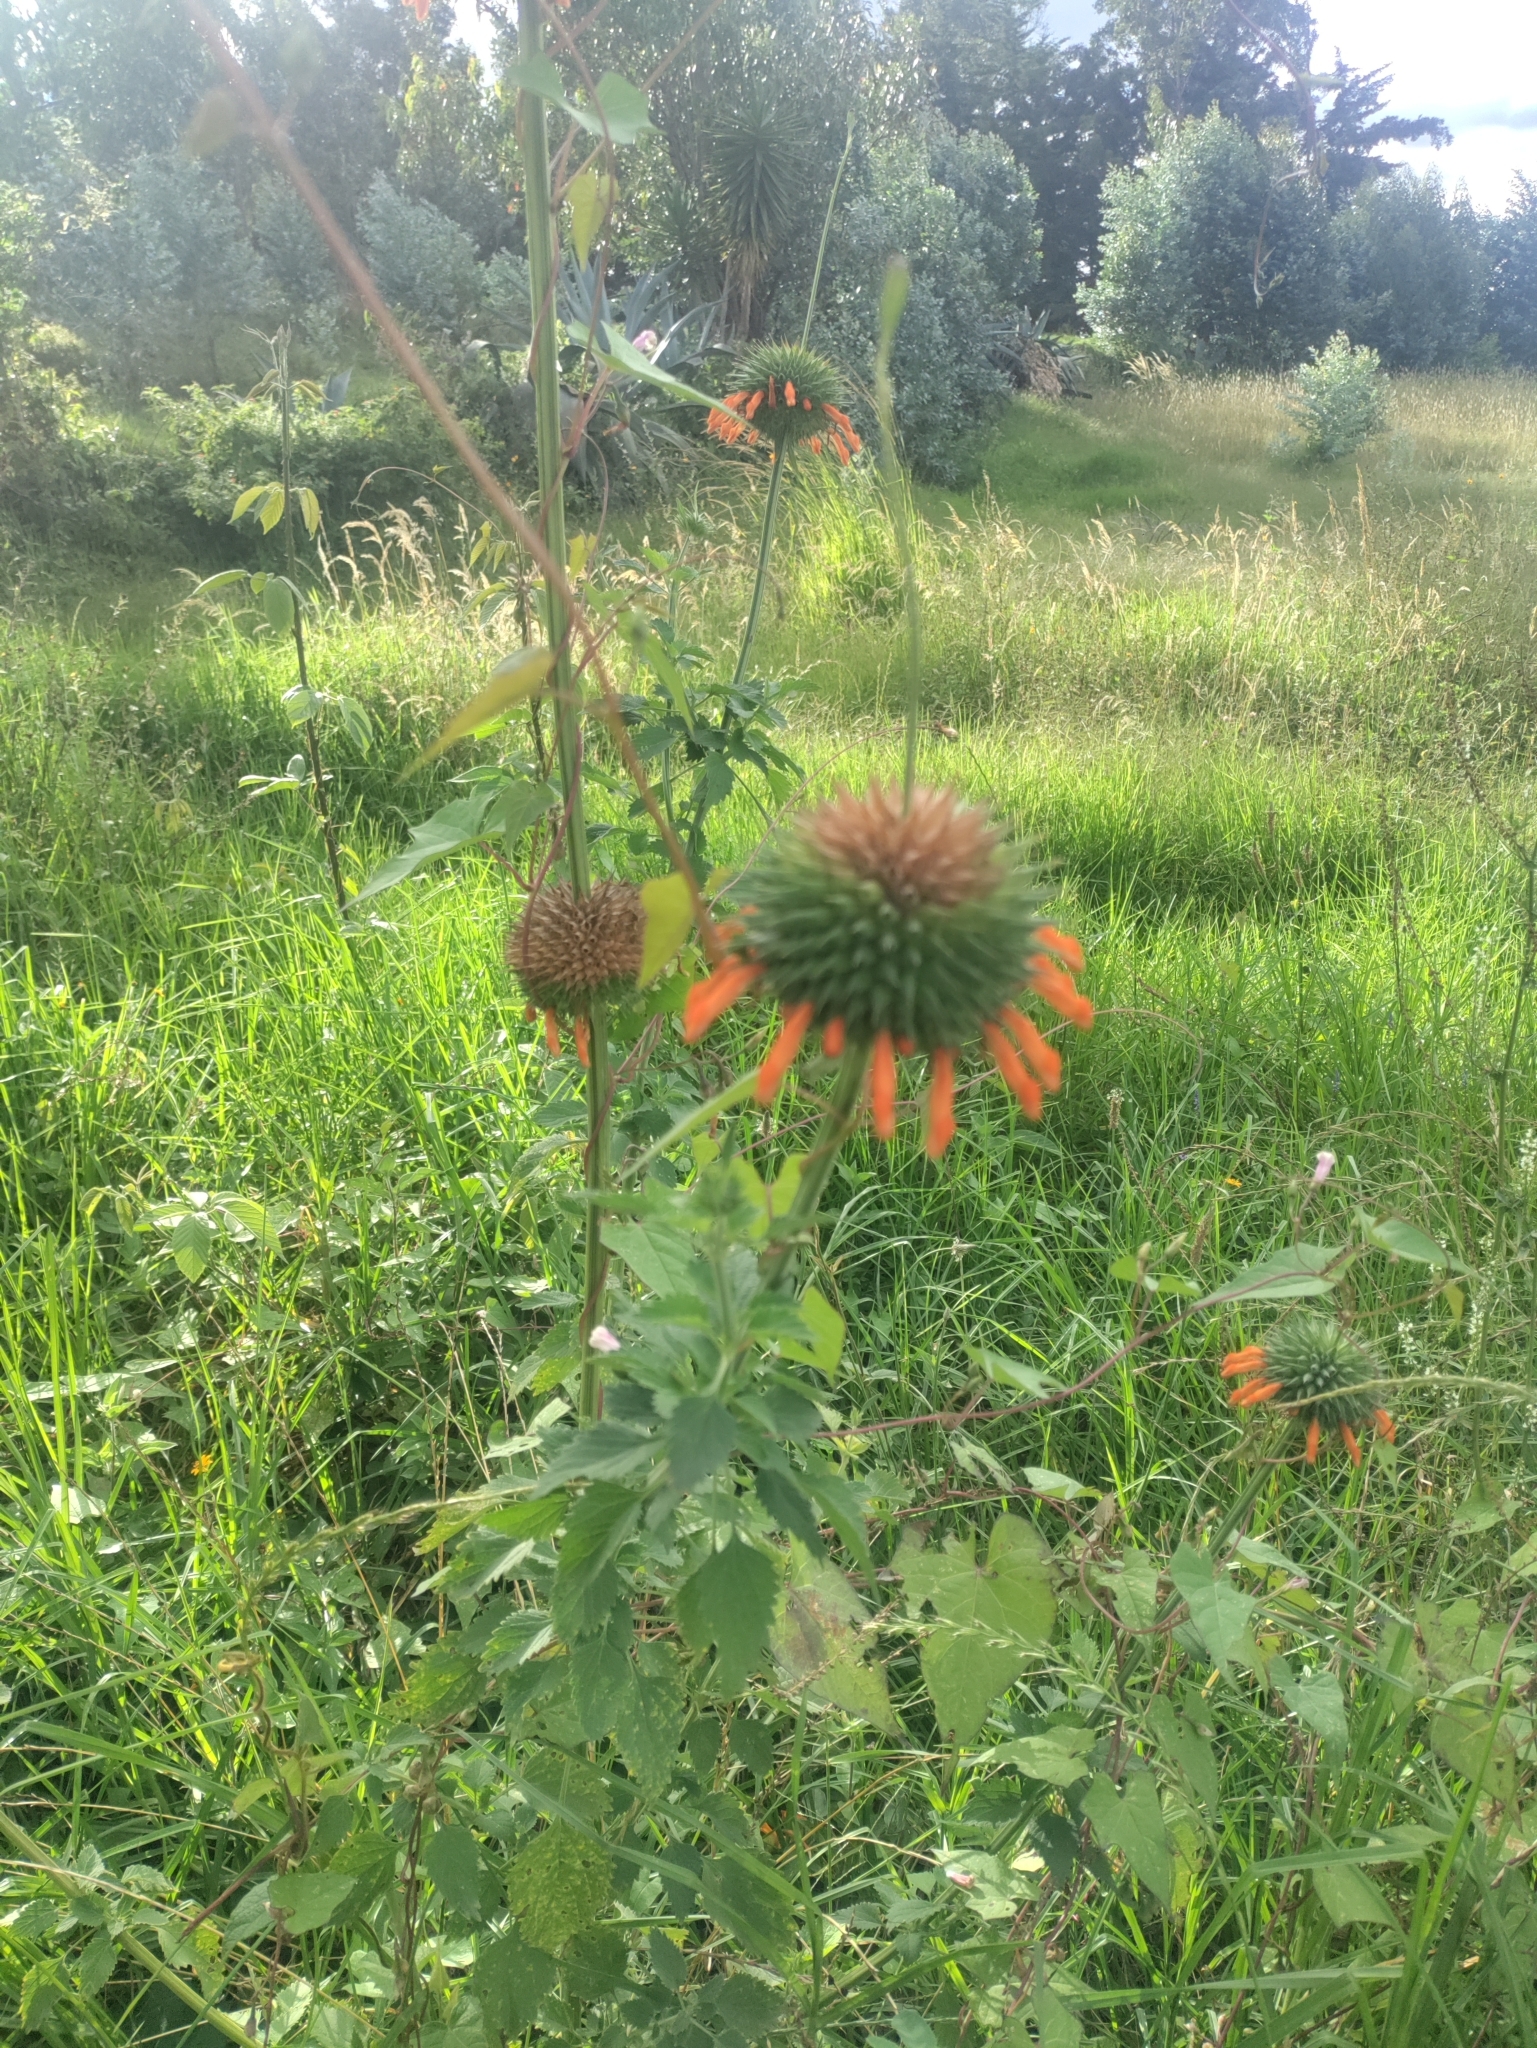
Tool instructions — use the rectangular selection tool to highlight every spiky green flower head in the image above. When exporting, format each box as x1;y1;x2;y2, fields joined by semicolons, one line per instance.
706;342;861;459
683;783;1092;1157
738;782;1052;1047
1224;1314;1396;1466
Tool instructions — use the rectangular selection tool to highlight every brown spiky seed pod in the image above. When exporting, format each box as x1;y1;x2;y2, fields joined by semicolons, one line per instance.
505;880;643;1016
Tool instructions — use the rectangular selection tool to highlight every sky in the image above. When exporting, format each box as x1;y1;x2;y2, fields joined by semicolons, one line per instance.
455;0;1536;215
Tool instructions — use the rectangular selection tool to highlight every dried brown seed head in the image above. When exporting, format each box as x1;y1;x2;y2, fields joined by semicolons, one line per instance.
505;879;643;1015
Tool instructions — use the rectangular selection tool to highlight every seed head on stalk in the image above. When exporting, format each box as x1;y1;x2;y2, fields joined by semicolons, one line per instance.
682;781;1091;1157
1222;1314;1396;1466
507;879;643;1065
708;342;862;464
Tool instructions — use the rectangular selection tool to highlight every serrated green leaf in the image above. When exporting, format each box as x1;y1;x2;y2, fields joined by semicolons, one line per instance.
666;1395;737;1490
1196;1242;1343;1307
905;1515;1056;1744
258;485;286;535
389;1646;486;1729
786;1285;844;1374
267;1871;357;1936
507;1822;613;1954
76;1930;117;2000
1081;1771;1172;1907
170;1211;212;1280
639;872;693;984
676;1538;778;1692
550;1482;640;1640
1169;1543;1256;1670
771;1549;897;1730
423;1824;484;1921
325;1826;397;1916
475;1927;557;2036
613;1639;685;1794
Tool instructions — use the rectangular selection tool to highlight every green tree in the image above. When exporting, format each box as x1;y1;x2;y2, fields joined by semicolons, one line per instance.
1081;109;1340;370
818;117;1036;481
1334;169;1485;369
1097;0;1312;130
1486;173;1537;369
902;0;1143;322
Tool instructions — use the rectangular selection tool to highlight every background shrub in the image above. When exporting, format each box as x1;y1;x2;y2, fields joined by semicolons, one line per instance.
817;119;1038;483
1275;330;1389;460
1334;170;1485;369
1080;111;1341;371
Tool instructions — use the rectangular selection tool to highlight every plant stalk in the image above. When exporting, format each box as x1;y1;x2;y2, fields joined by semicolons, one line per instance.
518;0;606;1416
799;112;856;350
276;326;346;914
760;1046;869;1289
872;260;921;805
728;453;787;699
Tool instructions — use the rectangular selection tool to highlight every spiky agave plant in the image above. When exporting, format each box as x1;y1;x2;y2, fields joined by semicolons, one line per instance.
683;780;1090;1157
1223;1315;1396;1465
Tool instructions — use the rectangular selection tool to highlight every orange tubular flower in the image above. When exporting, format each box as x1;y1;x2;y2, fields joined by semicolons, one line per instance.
573;1016;590;1068
755;1001;814;1105
678;781;1090;1159
544;1009;561;1057
926;1048;957;1159
1220;1315;1394;1469
683;958;763;1043
705;343;860;465
871;1031;898;1140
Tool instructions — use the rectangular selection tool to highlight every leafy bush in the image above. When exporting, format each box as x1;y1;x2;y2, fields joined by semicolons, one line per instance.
357;171;484;336
817;119;1038;483
1334;169;1485;369
1081;110;1340;372
1486;173;1537;369
1274;330;1389;461
41;151;269;394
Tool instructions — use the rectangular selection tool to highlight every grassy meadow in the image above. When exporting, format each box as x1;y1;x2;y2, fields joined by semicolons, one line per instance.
3;372;1537;2045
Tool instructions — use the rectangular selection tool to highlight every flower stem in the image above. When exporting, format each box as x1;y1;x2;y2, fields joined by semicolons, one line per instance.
872;259;921;807
799;112;855;351
517;0;606;1415
760;1046;869;1289
729;453;787;699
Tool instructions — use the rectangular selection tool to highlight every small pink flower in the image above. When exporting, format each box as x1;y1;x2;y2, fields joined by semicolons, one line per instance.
1311;1151;1336;1186
631;330;659;356
588;1324;622;1354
